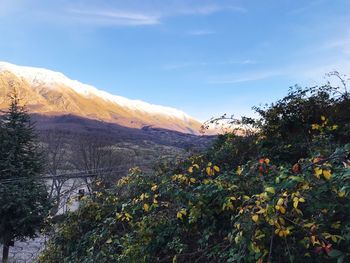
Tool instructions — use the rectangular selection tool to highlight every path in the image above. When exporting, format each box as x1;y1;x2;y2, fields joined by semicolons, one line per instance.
0;236;46;263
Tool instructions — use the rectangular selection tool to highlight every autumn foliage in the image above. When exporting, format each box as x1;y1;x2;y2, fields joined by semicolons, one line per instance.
38;79;350;262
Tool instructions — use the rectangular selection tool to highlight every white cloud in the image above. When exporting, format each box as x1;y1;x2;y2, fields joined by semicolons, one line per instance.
319;37;350;55
208;69;284;84
187;30;215;36
178;4;246;15
0;1;246;27
207;56;350;86
163;59;257;70
66;2;245;27
68;9;160;26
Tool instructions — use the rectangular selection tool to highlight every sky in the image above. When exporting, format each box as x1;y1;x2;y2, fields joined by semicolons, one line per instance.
0;0;349;121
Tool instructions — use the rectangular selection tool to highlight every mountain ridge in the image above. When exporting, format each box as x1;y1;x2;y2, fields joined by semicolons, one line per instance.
0;61;203;134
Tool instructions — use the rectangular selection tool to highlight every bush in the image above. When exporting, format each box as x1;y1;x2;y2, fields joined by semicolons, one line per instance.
38;82;350;263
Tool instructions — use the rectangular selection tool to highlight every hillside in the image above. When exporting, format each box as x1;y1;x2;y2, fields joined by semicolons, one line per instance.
0;61;203;135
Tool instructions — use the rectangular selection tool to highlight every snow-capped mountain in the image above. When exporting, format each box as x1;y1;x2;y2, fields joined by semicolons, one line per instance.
0;61;202;134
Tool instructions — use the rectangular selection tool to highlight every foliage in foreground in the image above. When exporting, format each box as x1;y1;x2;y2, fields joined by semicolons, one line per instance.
38;82;350;263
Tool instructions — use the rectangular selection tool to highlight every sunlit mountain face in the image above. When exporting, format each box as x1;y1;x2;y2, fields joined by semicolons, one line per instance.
0;61;203;135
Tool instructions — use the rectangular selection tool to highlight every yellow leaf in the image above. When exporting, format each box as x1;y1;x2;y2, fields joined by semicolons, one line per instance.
310;235;318;245
331;221;341;229
213;165;220;172
176;212;183;220
277;198;284;206
203;179;210;184
124;212;132;220
280;206;286;214
206;167;213;176
151;185;158;191
322;169;332;180
304;222;314;228
252;214;259;223
321;116;326;121
256;208;266;214
223;201;233;211
293;200;298;209
314;167;322;179
177;208;187;220
236;166;243;176
143;203;150;212
338;191;345;197
312;124;320;130
140;193;149;200
193;164;199;169
106;238;113;244
188;166;193;173
265;158;270;164
190;177;196;183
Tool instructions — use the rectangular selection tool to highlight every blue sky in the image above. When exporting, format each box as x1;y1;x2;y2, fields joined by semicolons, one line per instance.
0;0;349;121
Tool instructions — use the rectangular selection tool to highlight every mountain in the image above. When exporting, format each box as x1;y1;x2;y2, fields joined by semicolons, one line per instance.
0;61;202;134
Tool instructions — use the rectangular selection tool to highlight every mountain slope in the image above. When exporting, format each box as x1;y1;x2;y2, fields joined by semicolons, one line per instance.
0;61;202;134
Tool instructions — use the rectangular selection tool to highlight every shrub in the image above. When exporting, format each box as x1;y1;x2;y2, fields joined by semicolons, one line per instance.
38;82;350;263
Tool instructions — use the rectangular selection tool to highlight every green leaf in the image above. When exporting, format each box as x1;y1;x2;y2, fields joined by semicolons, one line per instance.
337;255;345;263
265;187;275;194
289;176;304;182
328;249;343;258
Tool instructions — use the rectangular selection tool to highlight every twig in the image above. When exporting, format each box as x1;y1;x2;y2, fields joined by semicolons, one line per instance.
301;150;350;172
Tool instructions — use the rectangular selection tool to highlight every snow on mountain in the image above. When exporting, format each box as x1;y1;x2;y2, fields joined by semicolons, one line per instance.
0;61;192;123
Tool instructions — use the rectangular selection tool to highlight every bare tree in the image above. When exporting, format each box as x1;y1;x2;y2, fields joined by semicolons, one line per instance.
70;135;126;193
41;130;73;214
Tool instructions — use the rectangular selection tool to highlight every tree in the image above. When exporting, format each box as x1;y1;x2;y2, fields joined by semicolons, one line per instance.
41;130;73;215
71;135;126;193
0;94;51;262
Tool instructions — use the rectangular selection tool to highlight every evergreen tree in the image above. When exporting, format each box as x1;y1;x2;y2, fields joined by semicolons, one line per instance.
0;94;51;262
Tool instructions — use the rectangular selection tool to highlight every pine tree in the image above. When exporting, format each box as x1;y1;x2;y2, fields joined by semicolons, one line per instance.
0;94;51;262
